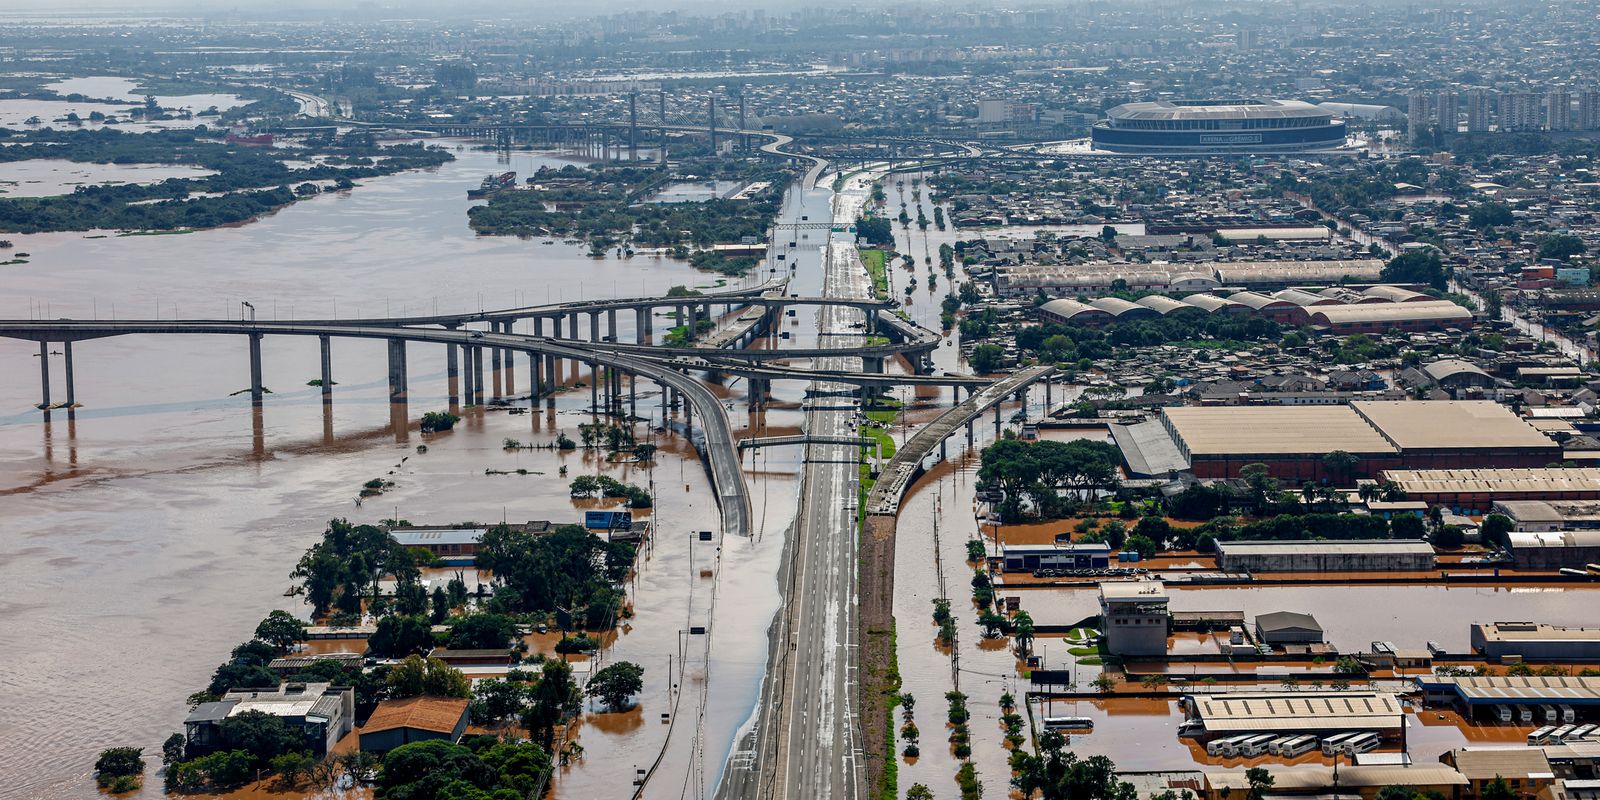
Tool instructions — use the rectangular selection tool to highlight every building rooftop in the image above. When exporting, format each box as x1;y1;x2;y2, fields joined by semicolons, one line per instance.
1309;301;1474;327
362;696;469;735
1206;765;1467;792
1256;611;1324;634
1187;691;1405;733
1497;499;1600;524
1508;530;1600;549
389;528;487;547
1352;401;1554;451
1107;98;1332;122
1217;539;1434;557
1099;580;1168;602
1381;468;1600;496
1162;405;1398;456
1417;675;1600;703
1473;622;1600;643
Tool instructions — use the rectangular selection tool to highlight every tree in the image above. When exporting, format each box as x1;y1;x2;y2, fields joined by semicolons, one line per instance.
430;586;449;624
1482;777;1516;800
94;747;145;789
1240;463;1278;508
970;343;1005;374
1322;450;1359;484
1467;202;1513;229
207;662;278;696
219;711;305;767
1123;534;1160;560
907;785;935;800
587;661;646;712
1390;514;1426;539
1480;514;1515;549
269;751;315;787
385;655;471;699
1380;249;1449;291
1012;610;1036;655
1537;233;1586;262
368;615;434;658
447;613;517;650
523;659;581;747
468;678;529;724
1246;767;1275;800
254;610;307;653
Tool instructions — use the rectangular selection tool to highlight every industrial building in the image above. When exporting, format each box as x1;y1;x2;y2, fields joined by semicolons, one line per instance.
1505;530;1600;570
1378;469;1600;513
389;527;487;564
999;542;1112;572
1471;623;1600;661
1139;401;1556;481
1415;675;1600;720
1100;580;1169;656
1494;500;1600;532
1182;691;1405;738
1201;765;1467;800
1255;611;1326;644
1089;98;1349;154
996;262;1387;298
1216;539;1436;573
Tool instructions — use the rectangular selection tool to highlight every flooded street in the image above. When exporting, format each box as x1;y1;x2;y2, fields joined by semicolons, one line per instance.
0;142;795;799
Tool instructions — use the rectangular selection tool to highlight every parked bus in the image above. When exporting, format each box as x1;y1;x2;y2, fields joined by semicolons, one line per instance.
1560;568;1591;579
1585;563;1600;575
1528;726;1558;745
1566;724;1596;742
1343;732;1381;756
1207;735;1252;757
1278;735;1319;757
1321;732;1359;756
1550;725;1577;743
1559;704;1577;723
1042;717;1094;731
1239;735;1278;757
1493;705;1514;723
1518;705;1535;723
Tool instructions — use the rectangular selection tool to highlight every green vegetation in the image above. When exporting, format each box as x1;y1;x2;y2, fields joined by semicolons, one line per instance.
1018;313;1281;361
969;343;1005;373
568;474;653;508
861;248;889;299
0;128;451;233
977;437;1123;522
375;736;552;800
93;747;145;792
1380;249;1450;291
877;621;901;800
474;523;634;626
291;518;422;617
586;661;645;712
419;410;460;433
856;215;895;247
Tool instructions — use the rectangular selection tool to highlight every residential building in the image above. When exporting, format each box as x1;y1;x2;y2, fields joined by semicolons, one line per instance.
1468;90;1493;133
184;682;354;757
359;696;470;753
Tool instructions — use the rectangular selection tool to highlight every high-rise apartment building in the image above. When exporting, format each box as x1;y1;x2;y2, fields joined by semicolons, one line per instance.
1547;89;1572;131
1435;90;1458;135
1407;92;1429;142
1579;90;1600;131
1466;91;1491;133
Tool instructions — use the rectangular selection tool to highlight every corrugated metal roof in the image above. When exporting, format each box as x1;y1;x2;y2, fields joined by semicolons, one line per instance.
1108;98;1332;122
1420;675;1600;703
1189;691;1404;733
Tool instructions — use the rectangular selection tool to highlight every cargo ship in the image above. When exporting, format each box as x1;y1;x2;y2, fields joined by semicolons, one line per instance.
468;171;517;199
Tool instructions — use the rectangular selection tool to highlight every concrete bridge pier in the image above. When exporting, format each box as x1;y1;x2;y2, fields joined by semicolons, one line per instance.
993;402;1002;437
635;308;648;343
674;305;684;333
629;375;637;418
472;346;486;405
589;362;599;414
461;346;475;405
386;339;408;403
319;335;333;404
63;341;76;408
607;309;617;343
544;348;556;403
445;341;459;405
863;355;885;374
1044;376;1052;410
248;333;265;407
36;341;50;410
568;311;580;341
490;335;503;400
529;352;542;400
1016;388;1027;421
589;312;599;343
502;322;515;396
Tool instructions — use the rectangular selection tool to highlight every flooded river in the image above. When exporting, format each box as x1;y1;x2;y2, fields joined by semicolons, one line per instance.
0;143;799;799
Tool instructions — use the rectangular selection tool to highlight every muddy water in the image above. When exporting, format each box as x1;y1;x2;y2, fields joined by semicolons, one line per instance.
0;144;794;799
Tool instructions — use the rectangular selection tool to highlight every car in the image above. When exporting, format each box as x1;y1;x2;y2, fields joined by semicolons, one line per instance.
469;330;485;339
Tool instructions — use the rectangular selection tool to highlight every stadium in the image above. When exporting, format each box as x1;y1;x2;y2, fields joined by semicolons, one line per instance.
1090;98;1349;154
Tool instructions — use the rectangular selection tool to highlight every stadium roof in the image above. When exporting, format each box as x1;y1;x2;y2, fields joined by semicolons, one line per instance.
1351;401;1555;451
1107;98;1332;122
1162;406;1398;456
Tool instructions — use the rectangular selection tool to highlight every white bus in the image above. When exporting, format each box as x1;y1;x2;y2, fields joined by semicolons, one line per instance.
1518;706;1535;723
1343;732;1381;756
1279;735;1320;757
1559;705;1577;723
1321;732;1359;756
1208;735;1252;757
1528;726;1558;745
1492;705;1514;723
1239;735;1278;757
1541;704;1559;723
1549;725;1576;743
1565;724;1596;742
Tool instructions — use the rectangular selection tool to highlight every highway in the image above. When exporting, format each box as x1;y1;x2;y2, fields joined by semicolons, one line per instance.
717;169;878;800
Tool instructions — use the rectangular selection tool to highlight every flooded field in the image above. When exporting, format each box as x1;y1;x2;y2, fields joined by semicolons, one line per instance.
43;76;246;113
0;143;807;799
0;158;216;198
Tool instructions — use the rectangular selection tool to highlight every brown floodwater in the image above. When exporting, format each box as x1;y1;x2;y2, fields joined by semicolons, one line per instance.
0;143;811;799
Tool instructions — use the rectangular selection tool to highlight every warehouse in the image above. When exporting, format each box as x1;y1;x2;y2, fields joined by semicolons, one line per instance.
1213;259;1385;288
1494;500;1600;531
1182;691;1405;739
1216;539;1436;573
1351;401;1560;470
1414;675;1600;718
1255;611;1325;645
1159;405;1401;480
1505;530;1600;570
1037;298;1114;326
1307;300;1475;333
1421;360;1498;391
1378;469;1600;512
1201;765;1468;800
1226;291;1305;323
1471;623;1600;660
